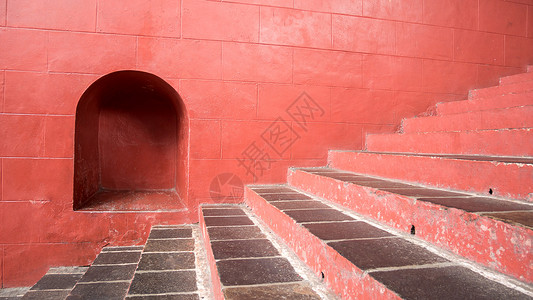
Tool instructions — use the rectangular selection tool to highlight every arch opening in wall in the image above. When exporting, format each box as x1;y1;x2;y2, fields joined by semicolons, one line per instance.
74;71;189;211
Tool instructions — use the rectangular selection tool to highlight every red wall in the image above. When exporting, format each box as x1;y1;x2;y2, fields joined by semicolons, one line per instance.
1;0;532;287
98;88;177;190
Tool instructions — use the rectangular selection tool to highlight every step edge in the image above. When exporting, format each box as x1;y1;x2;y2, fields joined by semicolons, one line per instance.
326;150;533;165
289;168;533;209
327;151;533;201
500;75;533;85
438;89;533;107
366;127;533;138
408;104;533;122
469;83;533;99
436;94;533;115
437;104;533;116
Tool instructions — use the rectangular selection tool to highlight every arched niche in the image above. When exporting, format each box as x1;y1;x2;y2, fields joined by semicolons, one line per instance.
73;71;189;211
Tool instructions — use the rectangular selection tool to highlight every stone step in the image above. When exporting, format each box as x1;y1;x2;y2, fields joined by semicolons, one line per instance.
402;105;533;133
0;287;31;299
286;168;533;284
500;71;533;85
365;128;533;157
435;91;533;115
469;80;533;100
245;183;533;299
66;246;143;299
126;225;206;299
57;225;211;299
199;204;336;300
17;267;87;300
328;150;533;201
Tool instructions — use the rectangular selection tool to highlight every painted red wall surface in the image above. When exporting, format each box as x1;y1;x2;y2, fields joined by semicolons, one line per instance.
1;0;532;287
98;90;177;190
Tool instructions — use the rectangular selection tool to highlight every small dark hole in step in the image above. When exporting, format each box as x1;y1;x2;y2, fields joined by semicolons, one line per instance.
489;188;493;195
321;272;325;279
410;225;415;235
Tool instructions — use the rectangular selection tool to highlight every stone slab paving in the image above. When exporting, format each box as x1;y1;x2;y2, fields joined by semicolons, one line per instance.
126;225;212;300
67;246;142;299
10;225;212;300
201;205;338;300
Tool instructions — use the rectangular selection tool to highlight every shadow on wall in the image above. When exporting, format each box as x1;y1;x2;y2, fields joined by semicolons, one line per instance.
73;71;189;212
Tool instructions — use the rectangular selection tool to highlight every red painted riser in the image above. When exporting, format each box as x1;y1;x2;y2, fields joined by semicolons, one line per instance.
469;81;533;100
244;188;402;300
198;208;224;300
402;106;533;133
436;91;533;115
287;169;533;283
366;129;533;157
328;151;533;201
499;72;533;85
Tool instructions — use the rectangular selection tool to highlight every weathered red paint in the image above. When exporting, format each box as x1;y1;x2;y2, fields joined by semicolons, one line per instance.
366;129;533;157
469;80;533;99
499;71;533;85
329;151;533;201
287;169;533;283
402;106;533;133
437;92;533;115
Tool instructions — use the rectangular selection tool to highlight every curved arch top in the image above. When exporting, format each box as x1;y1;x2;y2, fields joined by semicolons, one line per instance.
73;70;189;211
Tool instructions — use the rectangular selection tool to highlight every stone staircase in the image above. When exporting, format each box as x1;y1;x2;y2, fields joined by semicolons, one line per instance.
204;67;533;299
2;68;532;299
199;205;335;300
237;67;532;298
12;225;212;300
